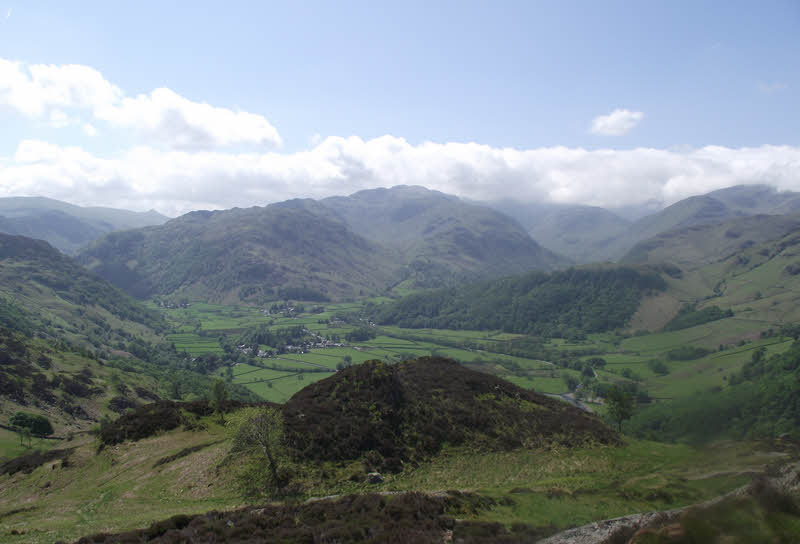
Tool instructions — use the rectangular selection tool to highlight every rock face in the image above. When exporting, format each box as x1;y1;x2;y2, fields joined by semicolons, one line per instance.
283;357;619;467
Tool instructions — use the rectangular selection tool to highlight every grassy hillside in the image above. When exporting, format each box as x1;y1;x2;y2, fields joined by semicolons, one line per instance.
0;326;164;440
0;196;168;254
0;233;165;340
0;234;258;435
0;402;785;543
623;213;800;270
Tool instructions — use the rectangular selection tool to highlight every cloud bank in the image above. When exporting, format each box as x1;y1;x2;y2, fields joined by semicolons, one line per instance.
1;58;798;216
2;136;800;217
0;59;281;149
590;109;644;136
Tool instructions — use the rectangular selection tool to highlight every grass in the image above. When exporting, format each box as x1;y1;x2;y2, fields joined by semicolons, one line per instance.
293;438;785;534
0;423;242;543
220;363;331;403
0;429;58;460
1;414;786;544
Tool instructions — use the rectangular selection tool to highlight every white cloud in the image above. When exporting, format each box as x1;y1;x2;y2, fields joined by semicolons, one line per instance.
2;137;800;217
590;109;644;136
82;123;97;137
0;58;281;149
757;81;786;94
48;109;70;128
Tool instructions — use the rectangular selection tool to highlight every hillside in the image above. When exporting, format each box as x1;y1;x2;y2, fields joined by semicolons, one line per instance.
79;205;400;303
604;185;800;261
630;337;800;443
372;266;667;336
0;233;164;339
317;186;568;286
0;234;256;435
486;200;630;263
623;213;800;270
0;197;168;254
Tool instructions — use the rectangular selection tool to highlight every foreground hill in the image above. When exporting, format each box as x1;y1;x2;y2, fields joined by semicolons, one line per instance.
284;357;618;468
79;187;567;302
0;197;168;254
0;356;785;543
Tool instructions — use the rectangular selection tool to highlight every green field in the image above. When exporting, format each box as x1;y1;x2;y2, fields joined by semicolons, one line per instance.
150;294;798;412
167;333;224;355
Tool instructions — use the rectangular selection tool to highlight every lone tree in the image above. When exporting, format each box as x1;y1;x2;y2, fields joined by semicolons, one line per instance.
211;379;228;423
10;412;54;437
231;407;288;495
605;385;635;433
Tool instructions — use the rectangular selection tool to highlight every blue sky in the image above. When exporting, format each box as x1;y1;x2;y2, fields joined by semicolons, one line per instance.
0;1;798;214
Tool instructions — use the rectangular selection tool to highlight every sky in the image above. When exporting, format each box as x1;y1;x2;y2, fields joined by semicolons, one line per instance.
0;0;798;216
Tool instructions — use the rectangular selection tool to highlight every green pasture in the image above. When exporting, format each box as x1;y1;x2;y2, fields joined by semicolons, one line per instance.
167;333;224;355
222;363;331;403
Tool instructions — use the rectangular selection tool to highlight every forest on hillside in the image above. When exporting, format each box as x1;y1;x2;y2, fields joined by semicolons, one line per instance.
372;267;667;337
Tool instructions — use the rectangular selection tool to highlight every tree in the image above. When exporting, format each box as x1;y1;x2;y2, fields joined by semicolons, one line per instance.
230;407;288;495
10;412;54;436
211;379;228;423
588;357;607;369
606;385;635;433
19;427;32;448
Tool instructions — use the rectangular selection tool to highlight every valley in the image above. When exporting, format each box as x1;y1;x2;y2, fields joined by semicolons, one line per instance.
2;185;800;542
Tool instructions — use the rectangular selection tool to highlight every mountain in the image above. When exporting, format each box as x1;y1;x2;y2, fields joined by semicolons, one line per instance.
79;205;400;303
316;186;568;286
622;213;800;270
79;187;568;302
486;185;800;264
486;200;630;263
599;185;800;261
0;197;169;254
707;184;800;215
